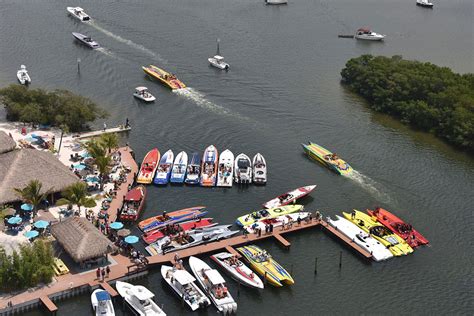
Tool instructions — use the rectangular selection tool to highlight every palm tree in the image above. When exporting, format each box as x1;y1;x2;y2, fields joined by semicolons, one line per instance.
56;182;96;216
14;180;51;218
95;155;112;191
84;139;106;160
99;133;119;155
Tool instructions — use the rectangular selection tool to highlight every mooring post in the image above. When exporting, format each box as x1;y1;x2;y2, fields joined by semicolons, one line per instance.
314;257;318;275
339;251;342;270
77;58;81;73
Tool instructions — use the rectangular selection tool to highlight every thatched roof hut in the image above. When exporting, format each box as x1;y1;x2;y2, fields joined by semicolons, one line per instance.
0;131;16;154
51;217;116;263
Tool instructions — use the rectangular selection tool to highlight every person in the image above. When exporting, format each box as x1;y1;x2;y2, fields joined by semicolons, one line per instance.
103;122;107;131
351;211;355;220
174;253;180;264
101;268;106;281
96;268;101;280
125;118;130;128
106;265;110;278
297;216;301;225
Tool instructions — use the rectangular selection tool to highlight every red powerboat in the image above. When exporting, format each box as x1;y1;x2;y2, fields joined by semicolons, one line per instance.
119;185;146;222
142;217;216;244
137;148;160;184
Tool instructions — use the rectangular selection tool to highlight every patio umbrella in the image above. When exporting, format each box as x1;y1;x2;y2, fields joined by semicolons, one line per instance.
21;203;34;212
7;216;22;225
124;235;139;244
24;230;39;239
2;208;16;217
73;164;86;170
117;229;131;237
110;222;124;230
34;220;49;229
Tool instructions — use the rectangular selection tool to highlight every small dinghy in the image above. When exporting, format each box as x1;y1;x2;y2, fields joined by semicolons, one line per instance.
244;212;311;234
133;86;156;102
170;151;188;183
66;7;91;22
234;153;252;184
211;252;264;289
189;256;238;314
262;185;316;209
115;281;166;316
200;145;219;187
72;32;100;49
252;153;267;185
185;152;201;185
216;149;234;187
154;149;174;185
416;0;434;8
208;39;229;70
354;28;385;41
17;65;31;85
91;289;115;316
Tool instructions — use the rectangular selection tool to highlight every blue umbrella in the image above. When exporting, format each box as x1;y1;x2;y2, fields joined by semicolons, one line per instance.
8;216;22;225
21;203;34;211
34;220;49;229
124;235;139;244
110;222;124;230
73;164;86;170
24;230;39;239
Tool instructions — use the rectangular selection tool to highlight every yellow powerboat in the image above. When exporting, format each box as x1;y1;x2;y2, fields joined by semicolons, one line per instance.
237;245;294;287
301;142;353;176
142;65;186;90
342;210;413;256
235;204;304;227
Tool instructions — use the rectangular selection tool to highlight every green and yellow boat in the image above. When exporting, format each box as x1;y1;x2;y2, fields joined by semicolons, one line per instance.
235;204;303;227
301;142;353;176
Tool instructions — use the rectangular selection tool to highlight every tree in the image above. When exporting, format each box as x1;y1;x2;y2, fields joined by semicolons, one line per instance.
13;180;51;218
95;155;112;191
56;182;96;216
99;133;119;155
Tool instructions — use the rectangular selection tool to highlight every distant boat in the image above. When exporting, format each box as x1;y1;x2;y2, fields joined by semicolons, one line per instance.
208;39;229;70
133;87;156;102
265;0;288;5
66;7;91;22
252;153;267;185
216;149;234;187
416;0;434;8
185;152;201;184
17;65;31;85
91;289;115;316
354;28;385;41
72;32;100;49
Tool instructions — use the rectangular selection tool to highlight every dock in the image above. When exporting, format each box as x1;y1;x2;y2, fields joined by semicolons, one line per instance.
74;126;131;140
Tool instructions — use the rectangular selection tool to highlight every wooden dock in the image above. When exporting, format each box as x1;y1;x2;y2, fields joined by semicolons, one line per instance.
74;126;131;140
40;296;57;315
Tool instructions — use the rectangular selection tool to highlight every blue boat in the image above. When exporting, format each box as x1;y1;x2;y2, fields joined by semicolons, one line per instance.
170;151;188;183
184;152;201;184
153;149;174;184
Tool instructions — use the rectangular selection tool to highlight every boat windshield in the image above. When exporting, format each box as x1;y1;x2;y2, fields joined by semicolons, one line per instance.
237;159;250;168
370;225;391;237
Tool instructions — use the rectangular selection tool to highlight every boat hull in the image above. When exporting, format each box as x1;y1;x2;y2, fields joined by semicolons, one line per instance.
137;148;160;184
216;149;234;187
200;145;218;186
236;204;304;227
142;218;215;244
119;185;146;222
302;142;353;175
142;65;186;90
211;252;264;289
138;206;207;232
263;185;316;209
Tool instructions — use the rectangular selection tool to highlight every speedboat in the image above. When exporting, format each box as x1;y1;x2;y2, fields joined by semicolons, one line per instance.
216;149;234;187
184;152;201;185
265;0;288;4
153;150;174;185
302;142;353;176
66;7;91;22
72;32;100;49
115;281;166;316
142;65;186;90
137;148;160;184
119;185;146;222
416;0;434;8
244;212;311;234
235;204;304;227
17;65;31;85
210;252;264;289
91;289;115;316
354;28;386;41
208;38;229;70
133;87;156;102
327;215;393;261
161;265;210;311
200;145;218;187
234;153;252;184
189;256;238;314
139;206;207;232
263;185;316;209
237;245;294;287
252;153;267;185
170;151;188;183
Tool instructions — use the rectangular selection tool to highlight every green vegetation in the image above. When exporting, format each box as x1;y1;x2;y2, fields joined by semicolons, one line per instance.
0;85;108;132
84;137;113;190
341;55;474;151
56;182;96;216
14;180;51;218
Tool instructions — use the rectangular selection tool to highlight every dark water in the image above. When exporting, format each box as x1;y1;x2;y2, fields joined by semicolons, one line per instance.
1;0;473;314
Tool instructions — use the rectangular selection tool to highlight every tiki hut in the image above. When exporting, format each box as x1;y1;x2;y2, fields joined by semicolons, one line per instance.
0;131;16;154
51;217;116;264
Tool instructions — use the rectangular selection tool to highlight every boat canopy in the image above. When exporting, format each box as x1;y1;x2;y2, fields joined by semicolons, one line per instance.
205;269;226;285
125;187;144;201
214;55;225;61
174;269;196;285
131;285;155;300
96;291;111;301
135;86;148;92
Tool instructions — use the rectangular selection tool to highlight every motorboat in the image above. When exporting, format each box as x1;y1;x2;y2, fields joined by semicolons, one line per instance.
327;215;393;261
139;206;207;232
216;149;234;187
115;281;166;316
91;289;115;316
137;148;160;184
119;185;146;222
170;151;188;183
142;218;216;245
66;7;91;22
208;38;229;70
234;153;252;184
210;252;264;289
133;87;156;102
416;0;434;8
354;28;386;41
265;0;288;4
263;185;316;209
72;32;100;49
161;265;210;311
189;256;238;314
243;212;311;234
17;65;31;85
252;153;267;185
200;145;218;187
301;142;353;176
235;204;304;227
184;152;201;185
142;65;186;90
153;150;174;185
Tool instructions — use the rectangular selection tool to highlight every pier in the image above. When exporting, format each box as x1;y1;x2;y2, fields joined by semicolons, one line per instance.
74;126;131;140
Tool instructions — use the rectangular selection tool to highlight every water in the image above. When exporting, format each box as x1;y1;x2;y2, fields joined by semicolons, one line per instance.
1;0;473;314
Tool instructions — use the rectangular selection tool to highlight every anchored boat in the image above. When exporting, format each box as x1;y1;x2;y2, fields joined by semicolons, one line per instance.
252;153;267;185
115;281;166;315
185;152;201;184
200;145;218;187
216;149;234;187
17;65;31;85
236;204;304;227
170;151;188;183
91;289;115;316
244;212;311;234
137;148;160;184
354;28;386;41
262;185;316;209
139;206;207;232
416;0;434;8
153;149;174;185
142;65;186;90
234;153;252;184
119;185;146;222
211;252;264;289
133;87;156;102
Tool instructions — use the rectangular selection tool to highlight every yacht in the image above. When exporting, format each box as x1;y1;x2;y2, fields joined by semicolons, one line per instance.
354;28;385;41
115;281;166;316
208;39;229;70
66;7;91;22
91;289;115;316
72;32;100;49
17;65;31;85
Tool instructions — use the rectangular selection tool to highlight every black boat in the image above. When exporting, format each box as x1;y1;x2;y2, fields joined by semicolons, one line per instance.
72;32;100;49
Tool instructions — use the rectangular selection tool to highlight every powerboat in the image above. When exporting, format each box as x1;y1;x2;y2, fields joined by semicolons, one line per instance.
265;0;288;4
153;150;174;185
72;32;100;49
216;149;234;187
210;252;264;289
91;289;115;316
416;0;434;8
263;185;316;209
189;256;238;314
184;152;201;184
118;185;146;222
17;65;31;85
302;142;353;176
137;148;160;184
234;153;252;184
244;212;311;234
161;265;210;311
235;204;304;227
170;151;188;183
115;281;166;316
208;39;229;70
142;65;186;90
66;7;91;22
252;153;267;185
133;87;156;102
200;145;218;187
139;206;207;232
354;28;386;41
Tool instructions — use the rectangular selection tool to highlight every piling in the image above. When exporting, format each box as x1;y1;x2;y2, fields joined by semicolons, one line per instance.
339;251;342;270
77;58;81;73
314;257;318;275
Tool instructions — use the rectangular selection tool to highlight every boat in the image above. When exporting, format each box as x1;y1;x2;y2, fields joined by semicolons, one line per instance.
72;32;100;49
161;265;210;311
133;87;156;102
367;207;429;248
91;289;115;316
235;204;304;227
189;256;238;314
138;206;207;232
210;252;264;289
265;0;288;4
66;7;91;22
119;185;146;222
301;142;353;176
137;148;160;184
237;245;294;287
243;212;311;234
354;28;386;41
200;145;218;187
142;217;216;245
208;38;229;70
142;65;186;90
262;185;316;209
184;152;201;185
342;210;414;256
153;150;174;185
216;149;234;187
234;153;252;184
252;153;267;185
115;281;166;316
170;151;188;183
327;215;393;261
416;0;434;8
17;65;31;85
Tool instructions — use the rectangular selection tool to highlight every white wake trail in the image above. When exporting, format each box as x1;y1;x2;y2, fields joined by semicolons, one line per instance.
345;170;393;204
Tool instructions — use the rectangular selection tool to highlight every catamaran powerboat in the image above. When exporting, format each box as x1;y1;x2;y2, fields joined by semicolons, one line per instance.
234;153;252;184
91;289;115;316
72;32;100;49
216;149;234;187
133;87;156;102
115;281;166;315
416;0;434;8
210;252;264;289
67;7;91;21
252;153;267;185
354;28;386;41
208;39;229;70
17;65;31;85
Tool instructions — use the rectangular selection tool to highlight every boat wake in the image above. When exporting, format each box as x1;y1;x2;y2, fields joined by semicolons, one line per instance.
96;47;122;60
345;170;392;203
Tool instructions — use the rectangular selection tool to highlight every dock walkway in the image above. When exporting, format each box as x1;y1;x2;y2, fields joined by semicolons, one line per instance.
74;126;131;140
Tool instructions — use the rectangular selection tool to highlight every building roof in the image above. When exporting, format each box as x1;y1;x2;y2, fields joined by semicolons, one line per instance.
0;131;16;154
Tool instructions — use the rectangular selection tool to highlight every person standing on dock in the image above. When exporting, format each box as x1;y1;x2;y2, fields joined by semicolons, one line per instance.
103;122;107;131
106;265;110;278
96;268;100;280
101;268;106;281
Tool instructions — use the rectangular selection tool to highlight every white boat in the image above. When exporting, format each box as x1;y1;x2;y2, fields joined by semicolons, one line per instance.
154;150;174;185
216;149;234;187
189;256;238;314
244;212;311;234
91;289;115;316
327;215;394;262
72;32;100;49
133;87;156;102
354;28;386;41
115;281;166;316
263;185;316;209
210;252;264;289
170;151;188;183
17;65;31;85
208;39;229;70
416;0;434;8
66;7;91;22
234;153;252;184
161;265;210;311
252;153;267;185
265;0;288;4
